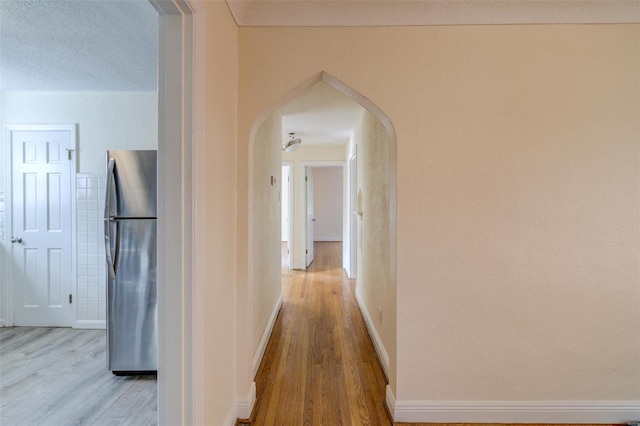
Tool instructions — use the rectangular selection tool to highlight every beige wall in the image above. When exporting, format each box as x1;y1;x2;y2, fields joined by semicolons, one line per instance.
350;109;397;386
198;1;238;423
238;24;640;403
252;111;283;350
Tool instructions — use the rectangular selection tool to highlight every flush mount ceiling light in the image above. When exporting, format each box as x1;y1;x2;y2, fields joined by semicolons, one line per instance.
282;132;302;153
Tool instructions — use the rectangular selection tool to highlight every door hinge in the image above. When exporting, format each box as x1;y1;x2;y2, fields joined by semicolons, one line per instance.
65;149;74;160
69;294;72;303
305;249;308;254
305;176;308;182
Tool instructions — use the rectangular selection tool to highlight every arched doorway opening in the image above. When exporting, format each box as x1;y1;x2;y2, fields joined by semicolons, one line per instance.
243;71;397;414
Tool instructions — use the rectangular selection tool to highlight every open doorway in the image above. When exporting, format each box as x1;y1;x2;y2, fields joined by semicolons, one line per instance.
0;0;197;423
247;73;397;411
301;164;344;268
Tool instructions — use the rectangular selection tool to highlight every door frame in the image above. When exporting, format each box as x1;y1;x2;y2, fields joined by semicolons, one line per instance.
281;162;294;269
0;1;201;423
304;165;314;267
2;123;78;327
151;0;202;424
299;161;345;269
348;151;357;279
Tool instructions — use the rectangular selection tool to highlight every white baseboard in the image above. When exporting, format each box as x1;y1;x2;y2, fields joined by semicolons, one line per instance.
292;261;306;270
252;293;283;379
73;320;106;329
392;399;640;423
237;293;283;422
236;381;256;420
386;385;396;418
354;289;390;380
223;399;237;426
314;236;343;242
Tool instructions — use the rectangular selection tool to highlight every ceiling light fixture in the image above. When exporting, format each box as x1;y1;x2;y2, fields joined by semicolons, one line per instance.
282;132;302;153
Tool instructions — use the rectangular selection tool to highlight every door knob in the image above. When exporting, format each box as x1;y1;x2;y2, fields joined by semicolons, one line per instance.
10;237;22;244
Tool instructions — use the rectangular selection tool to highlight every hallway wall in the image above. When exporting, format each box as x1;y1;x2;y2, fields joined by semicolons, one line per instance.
237;24;640;420
252;111;283;353
350;109;396;382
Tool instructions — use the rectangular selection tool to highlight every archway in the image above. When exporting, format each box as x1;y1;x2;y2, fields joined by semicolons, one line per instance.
243;71;397;415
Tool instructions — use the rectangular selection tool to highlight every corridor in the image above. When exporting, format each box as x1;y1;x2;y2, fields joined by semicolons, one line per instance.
250;241;391;424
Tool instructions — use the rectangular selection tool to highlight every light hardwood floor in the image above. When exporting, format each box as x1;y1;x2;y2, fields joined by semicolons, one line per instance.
249;241;392;425
0;327;156;425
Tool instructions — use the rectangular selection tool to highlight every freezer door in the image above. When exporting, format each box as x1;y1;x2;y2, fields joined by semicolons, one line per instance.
107;218;157;372
106;150;157;218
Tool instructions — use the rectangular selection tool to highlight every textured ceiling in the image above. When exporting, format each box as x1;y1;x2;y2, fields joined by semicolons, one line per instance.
0;0;158;91
280;81;365;146
227;0;640;27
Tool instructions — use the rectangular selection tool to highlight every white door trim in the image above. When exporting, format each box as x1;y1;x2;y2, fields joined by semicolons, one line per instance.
282;162;294;269
2;123;77;327
149;0;201;424
299;161;344;269
347;151;357;278
304;165;314;267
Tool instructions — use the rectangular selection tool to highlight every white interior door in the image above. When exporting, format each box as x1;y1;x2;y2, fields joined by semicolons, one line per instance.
305;166;314;267
10;126;75;326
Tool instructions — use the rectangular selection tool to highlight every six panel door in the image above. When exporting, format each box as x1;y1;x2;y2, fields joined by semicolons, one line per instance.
11;128;74;326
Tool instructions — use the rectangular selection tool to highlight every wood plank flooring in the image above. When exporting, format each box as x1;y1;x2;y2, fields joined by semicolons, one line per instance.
250;241;392;425
0;327;156;426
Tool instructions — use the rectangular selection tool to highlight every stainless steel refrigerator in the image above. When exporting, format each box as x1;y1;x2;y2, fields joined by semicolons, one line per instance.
104;150;157;375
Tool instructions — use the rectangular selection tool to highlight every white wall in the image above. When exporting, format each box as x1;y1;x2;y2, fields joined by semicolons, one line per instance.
1;91;158;175
0;91;157;328
312;166;343;241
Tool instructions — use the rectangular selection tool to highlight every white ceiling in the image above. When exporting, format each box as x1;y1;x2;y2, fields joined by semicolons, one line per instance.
280;81;365;146
0;0;158;91
227;0;640;27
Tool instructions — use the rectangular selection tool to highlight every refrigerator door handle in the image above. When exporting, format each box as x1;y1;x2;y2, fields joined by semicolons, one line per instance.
105;158;117;278
105;219;117;279
105;158;116;219
113;220;121;275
